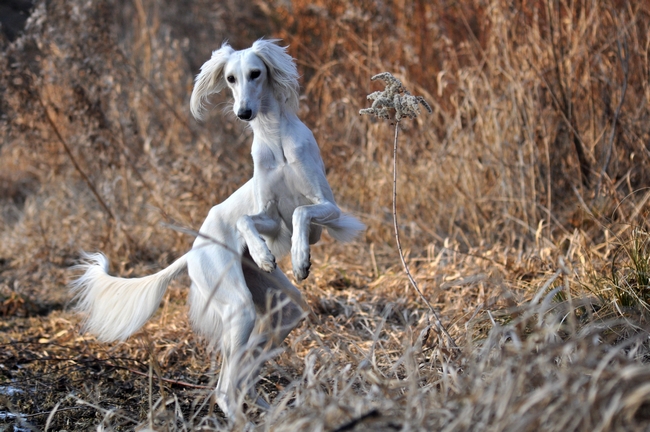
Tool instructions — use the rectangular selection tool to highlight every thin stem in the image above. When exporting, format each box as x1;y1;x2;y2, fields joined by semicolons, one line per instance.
392;122;458;349
596;30;629;196
38;94;115;222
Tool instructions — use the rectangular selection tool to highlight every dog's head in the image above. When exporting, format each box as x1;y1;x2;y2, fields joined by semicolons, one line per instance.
190;39;299;122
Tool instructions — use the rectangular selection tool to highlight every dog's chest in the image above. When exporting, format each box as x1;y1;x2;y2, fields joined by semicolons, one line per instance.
253;144;295;197
253;143;311;225
253;144;283;171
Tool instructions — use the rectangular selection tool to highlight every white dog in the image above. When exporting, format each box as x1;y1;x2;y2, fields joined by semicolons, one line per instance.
71;39;364;418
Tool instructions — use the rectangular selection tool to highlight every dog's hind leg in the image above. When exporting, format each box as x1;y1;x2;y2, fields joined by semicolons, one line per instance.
240;255;307;406
187;241;257;418
186;182;271;418
244;255;307;347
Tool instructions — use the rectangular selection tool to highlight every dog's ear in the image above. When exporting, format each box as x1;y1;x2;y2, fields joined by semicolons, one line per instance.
252;39;300;112
190;42;235;120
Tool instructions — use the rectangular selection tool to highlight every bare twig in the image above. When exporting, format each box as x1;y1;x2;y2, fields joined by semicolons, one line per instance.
545;0;591;188
119;363;211;389
332;408;380;432
596;30;629;195
37;94;115;222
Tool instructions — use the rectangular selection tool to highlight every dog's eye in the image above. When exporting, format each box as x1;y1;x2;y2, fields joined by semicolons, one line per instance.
226;75;236;83
250;70;261;80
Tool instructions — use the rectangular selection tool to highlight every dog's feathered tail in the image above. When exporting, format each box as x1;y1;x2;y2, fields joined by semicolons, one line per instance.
70;252;188;342
326;213;365;243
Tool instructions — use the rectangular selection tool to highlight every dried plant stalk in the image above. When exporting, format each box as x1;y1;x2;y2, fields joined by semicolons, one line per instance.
361;72;456;349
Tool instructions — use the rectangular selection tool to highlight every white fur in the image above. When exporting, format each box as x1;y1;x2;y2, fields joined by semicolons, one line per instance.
71;39;364;418
71;252;187;341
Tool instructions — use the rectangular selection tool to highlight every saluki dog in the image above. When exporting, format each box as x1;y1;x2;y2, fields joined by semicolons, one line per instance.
71;39;364;418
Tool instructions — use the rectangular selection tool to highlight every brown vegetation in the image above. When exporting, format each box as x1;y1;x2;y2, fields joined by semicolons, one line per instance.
1;0;649;430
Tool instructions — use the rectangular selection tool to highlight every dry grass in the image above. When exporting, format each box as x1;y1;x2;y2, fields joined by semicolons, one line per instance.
1;0;650;430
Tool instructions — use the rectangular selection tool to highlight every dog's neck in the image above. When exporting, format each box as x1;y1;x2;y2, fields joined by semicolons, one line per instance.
249;95;299;165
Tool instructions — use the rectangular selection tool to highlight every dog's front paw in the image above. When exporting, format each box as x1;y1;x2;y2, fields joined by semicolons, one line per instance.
257;253;276;273
251;241;276;273
292;251;311;282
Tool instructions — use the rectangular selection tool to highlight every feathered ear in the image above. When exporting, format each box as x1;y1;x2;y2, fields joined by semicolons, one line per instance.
251;39;300;112
190;42;235;120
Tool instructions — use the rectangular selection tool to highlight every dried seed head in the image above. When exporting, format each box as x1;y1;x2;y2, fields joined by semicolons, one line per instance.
360;72;432;121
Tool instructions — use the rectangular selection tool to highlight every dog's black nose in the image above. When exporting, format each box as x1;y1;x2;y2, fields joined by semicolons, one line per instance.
237;109;253;120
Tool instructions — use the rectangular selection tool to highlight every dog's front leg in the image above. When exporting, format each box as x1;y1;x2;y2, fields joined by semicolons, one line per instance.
291;202;341;281
236;212;280;272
